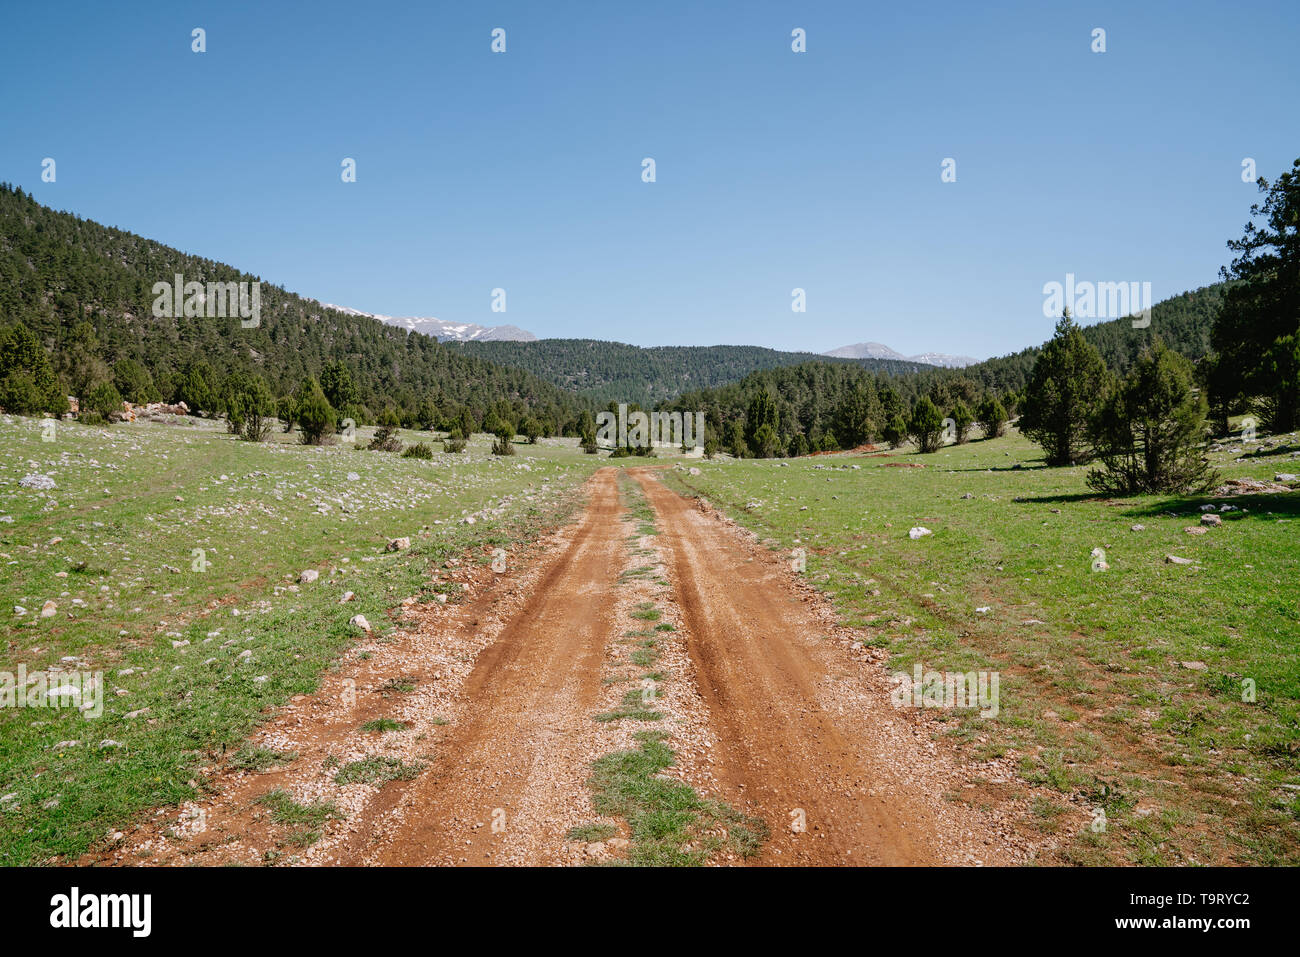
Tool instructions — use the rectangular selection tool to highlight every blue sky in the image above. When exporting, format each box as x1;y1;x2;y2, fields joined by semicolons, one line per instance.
2;1;1297;357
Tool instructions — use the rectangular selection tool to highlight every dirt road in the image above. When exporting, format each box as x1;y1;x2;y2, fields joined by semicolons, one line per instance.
91;467;1042;867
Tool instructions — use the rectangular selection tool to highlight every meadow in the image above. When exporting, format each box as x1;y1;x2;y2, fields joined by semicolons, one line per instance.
662;428;1300;865
0;415;604;864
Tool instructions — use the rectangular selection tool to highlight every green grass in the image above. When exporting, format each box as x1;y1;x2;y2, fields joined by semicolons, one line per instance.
333;755;424;786
662;425;1300;865
0;416;603;864
594;687;663;723
360;718;406;733
254;788;339;827
566;822;617;842
586;731;768;865
227;746;298;773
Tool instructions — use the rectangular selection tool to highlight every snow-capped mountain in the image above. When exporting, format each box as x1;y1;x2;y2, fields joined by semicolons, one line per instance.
319;303;537;342
824;342;979;368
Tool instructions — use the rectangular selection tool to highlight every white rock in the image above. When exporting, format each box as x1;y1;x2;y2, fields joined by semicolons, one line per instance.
350;614;372;633
40;600;57;618
908;527;932;539
299;569;319;584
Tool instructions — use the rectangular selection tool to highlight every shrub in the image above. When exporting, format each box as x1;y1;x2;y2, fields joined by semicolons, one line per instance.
491;428;515;456
367;409;403;452
907;396;945;453
976;396;1008;439
295;380;336;445
84;380;123;422
950;401;974;444
442;428;467;453
0;371;46;415
1087;343;1218;495
402;442;434;459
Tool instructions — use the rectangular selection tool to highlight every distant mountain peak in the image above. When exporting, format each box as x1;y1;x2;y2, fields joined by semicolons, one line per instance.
823;342;978;368
318;303;537;342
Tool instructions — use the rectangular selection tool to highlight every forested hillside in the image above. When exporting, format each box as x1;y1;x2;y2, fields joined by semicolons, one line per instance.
660;284;1227;455
452;338;928;406
0;184;589;431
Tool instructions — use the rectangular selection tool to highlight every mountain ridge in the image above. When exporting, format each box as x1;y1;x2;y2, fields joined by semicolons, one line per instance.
824;341;980;367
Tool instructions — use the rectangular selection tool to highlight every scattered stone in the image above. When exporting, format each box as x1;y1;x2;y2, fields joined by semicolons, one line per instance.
339;591;356;603
1275;473;1297;483
387;537;411;551
1181;660;1208;671
19;473;56;490
40;600;57;618
350;614;372;633
1165;555;1195;565
299;569;319;584
1200;514;1222;527
124;707;151;719
1130;524;1145;531
1184;526;1207;535
908;527;932;540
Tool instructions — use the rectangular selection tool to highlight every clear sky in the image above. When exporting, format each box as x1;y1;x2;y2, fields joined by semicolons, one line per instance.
2;1;1296;358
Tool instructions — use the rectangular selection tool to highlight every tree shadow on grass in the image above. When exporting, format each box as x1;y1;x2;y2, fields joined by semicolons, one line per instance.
1009;490;1299;521
1122;492;1300;522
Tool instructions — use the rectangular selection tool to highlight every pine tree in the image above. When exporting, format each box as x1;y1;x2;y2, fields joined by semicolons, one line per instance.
1211;157;1300;431
908;396;946;453
744;387;778;456
1087;342;1217;494
295;379;335;445
950;400;974;444
1020;311;1110;466
833;377;881;449
975;395;1008;439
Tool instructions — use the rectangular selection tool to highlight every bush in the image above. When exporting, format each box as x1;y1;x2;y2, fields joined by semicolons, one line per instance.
609;446;631;458
907;396;946;453
295;380;336;445
84;380;123;422
402;441;434;460
950;401;974;444
1087;343;1218;495
491;430;516;456
883;413;907;449
442;428;467;453
0;371;46;415
367;409;403;452
976;396;1008;439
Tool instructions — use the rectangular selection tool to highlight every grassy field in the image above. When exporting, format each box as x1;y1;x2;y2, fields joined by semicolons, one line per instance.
662;427;1300;865
0;415;605;865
